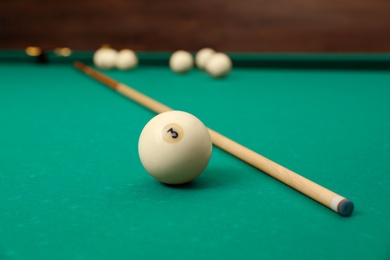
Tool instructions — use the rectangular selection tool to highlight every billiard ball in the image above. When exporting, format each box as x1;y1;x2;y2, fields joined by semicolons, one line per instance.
115;49;138;70
205;52;232;78
138;111;212;185
169;50;194;73
195;48;215;70
93;47;118;69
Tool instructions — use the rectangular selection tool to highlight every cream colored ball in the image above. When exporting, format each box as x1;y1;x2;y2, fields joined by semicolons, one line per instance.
115;49;138;70
195;48;215;70
93;48;118;69
169;50;194;73
138;111;212;185
205;52;232;78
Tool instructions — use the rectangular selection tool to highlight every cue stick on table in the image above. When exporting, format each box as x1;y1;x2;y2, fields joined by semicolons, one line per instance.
74;61;354;217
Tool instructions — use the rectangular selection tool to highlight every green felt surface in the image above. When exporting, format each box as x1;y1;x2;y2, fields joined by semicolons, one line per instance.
1;54;390;259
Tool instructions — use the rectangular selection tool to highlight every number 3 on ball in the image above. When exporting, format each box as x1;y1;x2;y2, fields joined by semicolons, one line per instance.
163;124;184;143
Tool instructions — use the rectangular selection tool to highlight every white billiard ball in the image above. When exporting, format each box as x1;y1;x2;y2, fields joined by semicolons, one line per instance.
195;48;215;70
115;49;138;70
138;111;212;185
93;47;118;69
205;52;232;78
169;50;194;73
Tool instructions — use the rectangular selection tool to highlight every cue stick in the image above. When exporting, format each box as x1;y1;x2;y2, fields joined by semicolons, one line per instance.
74;61;354;217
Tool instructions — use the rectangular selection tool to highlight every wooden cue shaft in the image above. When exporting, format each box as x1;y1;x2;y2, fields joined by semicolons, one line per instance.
74;61;354;217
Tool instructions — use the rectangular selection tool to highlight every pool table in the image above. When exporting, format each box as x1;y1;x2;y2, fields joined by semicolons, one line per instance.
1;50;389;259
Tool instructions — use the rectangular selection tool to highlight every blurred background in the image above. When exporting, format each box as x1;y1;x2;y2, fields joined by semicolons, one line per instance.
1;0;390;52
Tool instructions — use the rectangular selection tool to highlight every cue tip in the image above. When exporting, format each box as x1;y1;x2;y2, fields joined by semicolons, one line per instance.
73;61;118;89
74;61;86;70
338;199;354;217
